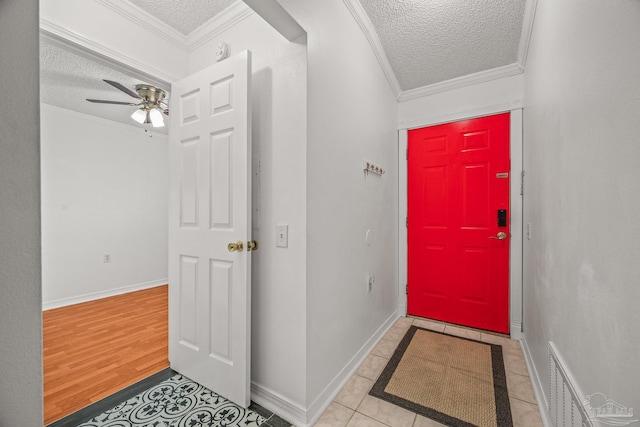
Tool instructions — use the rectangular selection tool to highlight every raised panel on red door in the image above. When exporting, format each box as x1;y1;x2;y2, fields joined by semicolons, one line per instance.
408;126;457;322
408;113;510;334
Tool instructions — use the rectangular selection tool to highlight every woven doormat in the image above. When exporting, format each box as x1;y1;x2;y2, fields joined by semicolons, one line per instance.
370;326;513;427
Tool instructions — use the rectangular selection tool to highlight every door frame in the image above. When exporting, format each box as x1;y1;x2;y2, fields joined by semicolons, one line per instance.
398;102;524;339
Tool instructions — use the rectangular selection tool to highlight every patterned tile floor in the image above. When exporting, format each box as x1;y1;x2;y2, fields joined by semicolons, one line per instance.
77;374;264;427
314;317;545;427
50;370;291;427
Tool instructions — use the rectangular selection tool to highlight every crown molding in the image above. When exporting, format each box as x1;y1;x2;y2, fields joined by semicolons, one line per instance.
93;0;188;51
93;0;254;54
517;0;539;69
341;0;536;102
343;0;530;102
398;63;524;102
186;1;255;52
343;0;402;99
40;19;179;84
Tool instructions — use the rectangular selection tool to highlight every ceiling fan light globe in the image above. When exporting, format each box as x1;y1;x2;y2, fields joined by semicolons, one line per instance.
131;109;147;124
149;108;165;128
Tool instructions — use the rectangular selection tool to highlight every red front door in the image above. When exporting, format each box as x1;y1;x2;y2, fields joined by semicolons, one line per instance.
407;113;510;334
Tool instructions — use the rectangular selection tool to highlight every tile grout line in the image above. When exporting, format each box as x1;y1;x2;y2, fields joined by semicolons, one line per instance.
509;394;540;406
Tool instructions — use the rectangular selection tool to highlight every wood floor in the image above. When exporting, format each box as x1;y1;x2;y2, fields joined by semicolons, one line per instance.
43;285;169;425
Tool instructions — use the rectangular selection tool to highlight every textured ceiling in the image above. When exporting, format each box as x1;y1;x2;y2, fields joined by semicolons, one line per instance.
358;0;527;90
40;38;169;133
128;0;236;35
40;0;529;128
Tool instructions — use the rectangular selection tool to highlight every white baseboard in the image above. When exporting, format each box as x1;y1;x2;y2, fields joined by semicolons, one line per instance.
42;279;168;310
398;301;407;317
305;310;400;426
521;335;553;427
251;382;307;427
510;322;523;340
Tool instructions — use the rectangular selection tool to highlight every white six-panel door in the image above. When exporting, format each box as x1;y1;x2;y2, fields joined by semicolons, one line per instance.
168;51;252;407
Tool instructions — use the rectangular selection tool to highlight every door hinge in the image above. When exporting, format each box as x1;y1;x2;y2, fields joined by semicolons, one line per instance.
406;148;408;160
520;170;525;196
406;284;409;295
406;217;408;228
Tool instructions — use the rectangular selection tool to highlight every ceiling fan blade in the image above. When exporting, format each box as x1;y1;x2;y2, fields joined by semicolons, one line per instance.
86;99;139;106
103;79;141;99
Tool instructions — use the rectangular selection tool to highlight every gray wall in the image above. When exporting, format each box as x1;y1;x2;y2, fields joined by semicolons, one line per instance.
0;0;43;425
523;0;640;416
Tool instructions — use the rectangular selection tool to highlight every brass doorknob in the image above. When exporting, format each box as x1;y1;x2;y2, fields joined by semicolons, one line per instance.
247;240;259;251
227;241;244;252
489;232;507;240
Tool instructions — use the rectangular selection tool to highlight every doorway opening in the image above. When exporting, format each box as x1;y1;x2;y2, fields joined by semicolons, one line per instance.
40;31;172;424
398;108;524;339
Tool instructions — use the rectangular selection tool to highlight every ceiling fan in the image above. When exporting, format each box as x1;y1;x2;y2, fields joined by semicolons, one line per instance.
86;79;169;128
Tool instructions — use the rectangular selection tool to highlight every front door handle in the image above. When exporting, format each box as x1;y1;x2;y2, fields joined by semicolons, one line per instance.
489;232;507;240
227;241;244;252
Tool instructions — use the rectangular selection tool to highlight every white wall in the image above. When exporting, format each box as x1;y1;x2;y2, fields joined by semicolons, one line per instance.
278;0;399;420
189;11;309;412
522;0;640;418
0;0;43;424
41;105;168;308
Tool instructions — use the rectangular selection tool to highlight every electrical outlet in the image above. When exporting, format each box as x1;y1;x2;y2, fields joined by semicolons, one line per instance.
367;272;375;292
276;224;288;248
104;253;111;263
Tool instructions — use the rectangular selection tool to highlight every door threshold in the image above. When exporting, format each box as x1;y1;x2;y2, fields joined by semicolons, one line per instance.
406;314;511;338
46;368;176;427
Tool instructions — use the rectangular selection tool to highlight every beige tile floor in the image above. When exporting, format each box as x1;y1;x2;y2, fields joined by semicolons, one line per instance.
314;317;544;427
